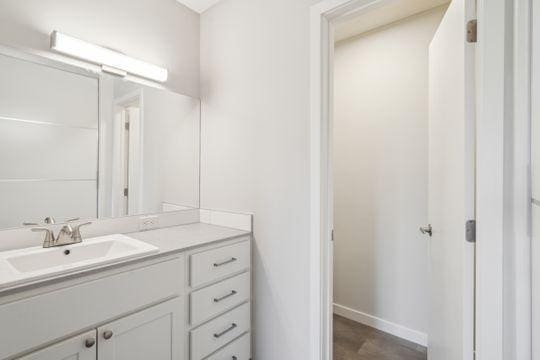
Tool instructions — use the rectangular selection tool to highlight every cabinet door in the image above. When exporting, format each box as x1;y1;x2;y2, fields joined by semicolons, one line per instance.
98;297;183;360
19;330;97;360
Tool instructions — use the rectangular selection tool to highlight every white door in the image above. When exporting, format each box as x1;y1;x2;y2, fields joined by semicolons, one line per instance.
111;108;128;217
19;330;97;360
111;92;142;218
98;297;183;360
427;0;475;359
112;106;139;217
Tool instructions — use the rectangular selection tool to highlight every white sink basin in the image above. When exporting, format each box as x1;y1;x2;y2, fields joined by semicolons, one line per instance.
0;234;159;289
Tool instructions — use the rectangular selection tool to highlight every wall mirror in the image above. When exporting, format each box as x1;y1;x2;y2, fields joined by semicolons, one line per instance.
0;48;200;230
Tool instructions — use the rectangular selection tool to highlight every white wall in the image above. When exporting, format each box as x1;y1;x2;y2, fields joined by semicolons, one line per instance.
332;8;446;341
200;0;319;358
0;0;200;97
141;87;200;212
532;0;540;357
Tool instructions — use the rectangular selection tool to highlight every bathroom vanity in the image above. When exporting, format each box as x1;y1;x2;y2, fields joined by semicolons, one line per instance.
0;40;252;359
0;222;252;360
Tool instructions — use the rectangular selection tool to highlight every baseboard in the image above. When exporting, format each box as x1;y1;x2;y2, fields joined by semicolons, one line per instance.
333;303;428;347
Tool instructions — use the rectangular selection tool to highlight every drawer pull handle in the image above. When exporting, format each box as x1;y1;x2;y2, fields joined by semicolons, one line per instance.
214;290;238;303
213;323;237;338
232;357;238;360
103;330;113;340
214;257;237;267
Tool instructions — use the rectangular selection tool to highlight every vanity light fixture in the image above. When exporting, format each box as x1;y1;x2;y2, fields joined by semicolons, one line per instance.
50;31;168;82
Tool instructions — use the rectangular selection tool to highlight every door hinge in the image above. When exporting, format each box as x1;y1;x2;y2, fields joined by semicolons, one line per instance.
466;220;476;243
331;229;334;242
467;19;477;43
123;187;129;197
125;121;130;131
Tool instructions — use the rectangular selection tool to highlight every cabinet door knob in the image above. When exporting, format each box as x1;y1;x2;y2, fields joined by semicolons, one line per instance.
84;338;96;348
103;330;114;340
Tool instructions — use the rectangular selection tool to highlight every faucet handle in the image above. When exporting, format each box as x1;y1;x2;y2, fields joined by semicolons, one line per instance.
72;222;92;242
44;217;56;224
31;228;55;247
65;217;80;223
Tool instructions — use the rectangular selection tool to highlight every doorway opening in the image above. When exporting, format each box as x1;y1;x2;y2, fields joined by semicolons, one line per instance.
112;90;143;217
310;0;477;359
332;4;448;359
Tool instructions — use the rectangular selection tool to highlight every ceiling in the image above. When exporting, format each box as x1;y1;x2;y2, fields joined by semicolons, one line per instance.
174;0;223;13
334;0;450;42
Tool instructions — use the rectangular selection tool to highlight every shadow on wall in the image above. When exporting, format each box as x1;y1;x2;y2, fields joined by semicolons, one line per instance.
251;237;307;358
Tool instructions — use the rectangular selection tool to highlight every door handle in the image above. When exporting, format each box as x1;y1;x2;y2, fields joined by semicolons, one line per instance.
420;224;432;237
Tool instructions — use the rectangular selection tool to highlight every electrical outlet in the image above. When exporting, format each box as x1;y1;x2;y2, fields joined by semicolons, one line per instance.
139;215;159;231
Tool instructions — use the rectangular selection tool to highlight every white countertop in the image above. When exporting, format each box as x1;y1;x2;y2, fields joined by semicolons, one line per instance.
128;222;250;254
0;222;250;295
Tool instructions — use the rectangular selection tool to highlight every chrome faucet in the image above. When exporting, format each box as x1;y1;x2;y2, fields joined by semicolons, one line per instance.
31;228;55;248
32;220;92;248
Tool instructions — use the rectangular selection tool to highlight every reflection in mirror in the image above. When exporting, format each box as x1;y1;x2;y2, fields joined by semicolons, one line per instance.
99;75;200;218
0;50;200;230
0;52;99;229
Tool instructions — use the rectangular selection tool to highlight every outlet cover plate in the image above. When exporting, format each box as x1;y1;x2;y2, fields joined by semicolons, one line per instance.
139;215;160;231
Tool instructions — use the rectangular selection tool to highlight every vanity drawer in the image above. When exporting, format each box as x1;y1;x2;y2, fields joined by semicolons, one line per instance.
190;240;250;287
206;332;251;360
190;303;250;360
190;271;250;326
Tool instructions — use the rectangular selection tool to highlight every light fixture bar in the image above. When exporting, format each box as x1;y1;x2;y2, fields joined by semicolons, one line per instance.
50;31;168;82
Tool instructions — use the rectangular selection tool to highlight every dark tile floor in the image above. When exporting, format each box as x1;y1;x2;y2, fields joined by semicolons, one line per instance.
333;315;427;360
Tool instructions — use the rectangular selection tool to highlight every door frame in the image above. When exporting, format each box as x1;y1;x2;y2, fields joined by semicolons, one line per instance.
112;89;144;217
309;1;519;359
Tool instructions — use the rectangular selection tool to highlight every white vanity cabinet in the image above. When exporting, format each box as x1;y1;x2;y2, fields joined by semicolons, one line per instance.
0;229;251;360
187;237;251;360
20;297;182;360
97;297;182;360
0;256;184;360
19;330;97;360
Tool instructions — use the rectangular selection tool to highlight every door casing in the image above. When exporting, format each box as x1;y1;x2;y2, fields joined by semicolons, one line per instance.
309;0;525;359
